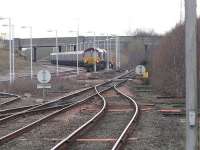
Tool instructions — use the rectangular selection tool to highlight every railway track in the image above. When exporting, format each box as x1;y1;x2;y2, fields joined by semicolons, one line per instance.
0;70;134;148
0;87;97;143
0;83;115;149
0;86;94;120
0;69;133;118
51;82;139;150
0;93;21;109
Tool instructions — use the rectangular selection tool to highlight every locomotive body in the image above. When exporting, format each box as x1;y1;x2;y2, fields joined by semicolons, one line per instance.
50;48;113;71
83;48;107;71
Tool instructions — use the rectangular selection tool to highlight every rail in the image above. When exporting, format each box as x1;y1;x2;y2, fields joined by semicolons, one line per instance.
0;69;133;146
0;93;21;107
111;85;139;150
0;80;123;145
0;86;93;124
51;85;108;150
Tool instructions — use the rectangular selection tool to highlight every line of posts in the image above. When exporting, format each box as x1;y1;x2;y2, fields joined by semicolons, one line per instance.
0;18;120;83
0;17;34;84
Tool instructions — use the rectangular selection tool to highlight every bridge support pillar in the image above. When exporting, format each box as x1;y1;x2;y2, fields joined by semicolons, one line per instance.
59;46;62;52
33;47;37;62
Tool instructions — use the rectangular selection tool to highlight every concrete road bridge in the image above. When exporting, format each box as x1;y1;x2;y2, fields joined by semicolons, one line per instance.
3;35;160;63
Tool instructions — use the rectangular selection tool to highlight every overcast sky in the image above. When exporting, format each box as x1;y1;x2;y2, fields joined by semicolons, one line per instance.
0;0;200;38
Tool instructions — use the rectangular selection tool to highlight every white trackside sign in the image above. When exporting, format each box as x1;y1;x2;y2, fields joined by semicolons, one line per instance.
37;70;51;84
135;65;145;75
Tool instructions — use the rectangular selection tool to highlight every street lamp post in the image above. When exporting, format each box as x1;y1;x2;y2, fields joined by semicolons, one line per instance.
0;17;12;84
2;24;15;82
115;36;120;70
106;35;110;70
110;35;120;70
93;33;96;72
87;31;96;72
21;26;33;79
12;25;15;81
69;28;79;75
48;30;58;75
76;29;79;75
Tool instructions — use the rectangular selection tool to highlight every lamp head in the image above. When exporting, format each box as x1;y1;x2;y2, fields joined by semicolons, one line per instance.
2;24;8;27
21;26;27;29
0;17;5;20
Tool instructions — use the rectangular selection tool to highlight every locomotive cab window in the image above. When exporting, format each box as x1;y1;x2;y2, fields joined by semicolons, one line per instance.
84;51;93;56
92;51;98;57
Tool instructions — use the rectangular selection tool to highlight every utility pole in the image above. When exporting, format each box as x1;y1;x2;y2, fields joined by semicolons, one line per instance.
185;0;198;150
55;30;58;75
93;32;96;72
115;36;120;70
8;18;12;84
118;36;120;68
76;24;79;75
30;27;33;79
106;35;109;70
11;25;15;82
0;17;12;84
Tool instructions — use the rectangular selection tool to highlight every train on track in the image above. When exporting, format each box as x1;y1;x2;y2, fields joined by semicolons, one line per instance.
50;47;113;71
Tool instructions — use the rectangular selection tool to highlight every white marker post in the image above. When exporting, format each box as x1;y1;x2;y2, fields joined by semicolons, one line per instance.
37;70;51;98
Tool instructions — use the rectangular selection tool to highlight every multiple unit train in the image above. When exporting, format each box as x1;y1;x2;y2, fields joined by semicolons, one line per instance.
50;48;113;71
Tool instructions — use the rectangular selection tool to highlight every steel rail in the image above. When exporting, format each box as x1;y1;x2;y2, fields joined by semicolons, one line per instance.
0;79;113;124
0;70;132;146
111;85;139;150
0;92;20;97
0;81;121;145
51;84;109;150
0;70;131;119
0;92;21;107
0;96;21;107
0;104;39;114
0;87;94;116
0;88;96;145
0;87;93;124
0;103;73;119
50;71;134;150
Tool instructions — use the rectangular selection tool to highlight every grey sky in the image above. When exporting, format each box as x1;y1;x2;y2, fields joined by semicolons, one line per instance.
0;0;200;38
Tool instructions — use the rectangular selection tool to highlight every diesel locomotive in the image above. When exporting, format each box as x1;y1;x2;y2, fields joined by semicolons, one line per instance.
50;47;113;71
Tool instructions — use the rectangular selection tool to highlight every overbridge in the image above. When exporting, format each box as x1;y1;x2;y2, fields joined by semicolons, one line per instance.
10;35;160;62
